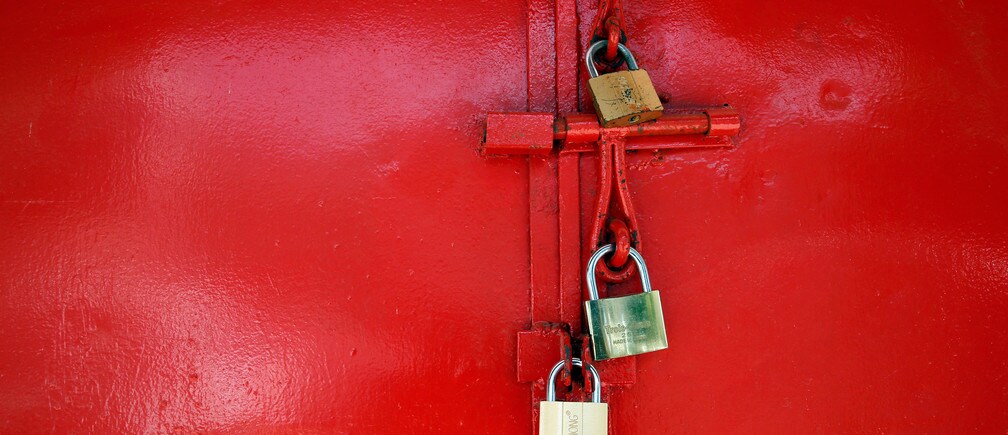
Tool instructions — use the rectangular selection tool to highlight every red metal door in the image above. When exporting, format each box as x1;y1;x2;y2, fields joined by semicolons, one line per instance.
0;1;535;432
2;0;1007;433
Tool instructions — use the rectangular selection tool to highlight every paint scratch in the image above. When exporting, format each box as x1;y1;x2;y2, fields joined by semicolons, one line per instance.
267;273;280;296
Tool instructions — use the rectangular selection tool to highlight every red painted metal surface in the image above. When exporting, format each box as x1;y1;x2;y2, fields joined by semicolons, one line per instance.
483;108;739;154
483;112;555;155
589;0;629;70
588;132;643;283
2;1;1008;434
489;102;738;390
485;107;738;285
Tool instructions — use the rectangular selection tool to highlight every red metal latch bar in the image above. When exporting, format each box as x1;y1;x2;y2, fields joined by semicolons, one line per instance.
484;106;740;155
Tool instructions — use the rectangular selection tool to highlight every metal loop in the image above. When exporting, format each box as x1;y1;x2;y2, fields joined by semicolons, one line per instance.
607;219;631;268
546;358;602;403
605;18;621;61
585;40;639;78
589;31;627;71
586;244;651;300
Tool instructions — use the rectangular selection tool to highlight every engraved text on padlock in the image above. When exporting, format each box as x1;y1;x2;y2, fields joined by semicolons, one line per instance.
584;245;669;360
539;358;608;435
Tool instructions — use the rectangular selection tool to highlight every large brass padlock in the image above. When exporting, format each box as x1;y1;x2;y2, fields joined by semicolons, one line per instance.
585;40;664;127
584;244;669;360
539;358;608;435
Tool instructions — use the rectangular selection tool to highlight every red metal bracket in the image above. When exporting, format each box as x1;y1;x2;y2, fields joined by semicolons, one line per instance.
484;106;740;282
487;106;739;387
482;112;555;156
517;323;572;384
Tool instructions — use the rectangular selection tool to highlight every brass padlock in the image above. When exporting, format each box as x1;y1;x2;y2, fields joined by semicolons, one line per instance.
585;40;664;127
584;244;669;360
539;358;608;435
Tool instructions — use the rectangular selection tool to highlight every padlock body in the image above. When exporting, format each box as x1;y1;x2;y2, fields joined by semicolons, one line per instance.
587;69;664;127
539;401;608;435
584;290;668;360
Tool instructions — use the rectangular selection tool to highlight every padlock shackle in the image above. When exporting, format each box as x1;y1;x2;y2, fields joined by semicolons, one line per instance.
586;244;652;300
546;358;602;403
586;40;639;78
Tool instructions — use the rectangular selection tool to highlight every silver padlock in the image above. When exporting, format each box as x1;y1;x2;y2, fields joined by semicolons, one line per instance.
584;244;669;360
539;358;608;435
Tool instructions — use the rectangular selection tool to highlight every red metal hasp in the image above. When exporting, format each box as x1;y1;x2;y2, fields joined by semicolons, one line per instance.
484;106;740;281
